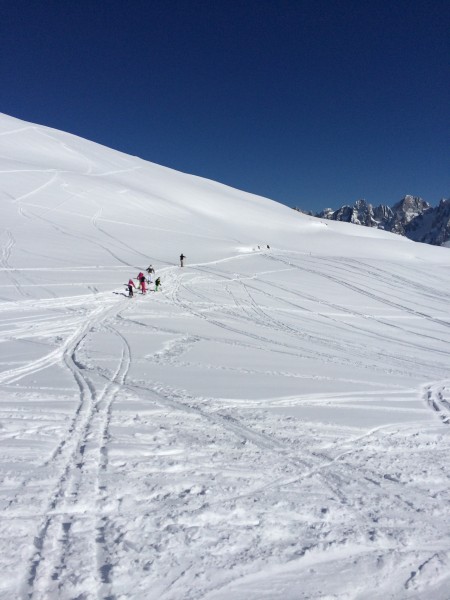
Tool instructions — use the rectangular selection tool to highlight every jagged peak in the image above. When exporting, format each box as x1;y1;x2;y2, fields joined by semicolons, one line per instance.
392;195;430;213
313;195;450;246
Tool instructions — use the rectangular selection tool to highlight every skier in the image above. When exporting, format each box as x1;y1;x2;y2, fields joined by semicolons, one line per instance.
137;272;145;289
138;272;147;294
126;279;136;298
146;265;155;275
180;253;186;267
155;277;161;291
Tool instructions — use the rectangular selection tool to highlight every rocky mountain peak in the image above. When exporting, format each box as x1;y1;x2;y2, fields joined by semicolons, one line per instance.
312;195;449;246
392;195;431;220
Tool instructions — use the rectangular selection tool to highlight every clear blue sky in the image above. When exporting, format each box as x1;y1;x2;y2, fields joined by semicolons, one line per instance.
2;0;449;211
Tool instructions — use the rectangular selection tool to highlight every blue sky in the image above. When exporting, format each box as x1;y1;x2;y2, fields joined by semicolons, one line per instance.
2;0;449;212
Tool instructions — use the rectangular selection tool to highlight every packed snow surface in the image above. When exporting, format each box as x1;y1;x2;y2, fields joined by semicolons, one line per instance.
1;113;450;599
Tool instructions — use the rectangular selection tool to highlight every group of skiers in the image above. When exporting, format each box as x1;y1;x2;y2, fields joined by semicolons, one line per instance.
126;264;161;298
124;254;187;298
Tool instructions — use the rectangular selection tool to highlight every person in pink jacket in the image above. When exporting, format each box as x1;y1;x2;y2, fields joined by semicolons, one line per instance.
138;272;147;294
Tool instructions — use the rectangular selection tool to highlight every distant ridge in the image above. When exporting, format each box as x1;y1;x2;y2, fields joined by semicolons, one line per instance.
295;195;450;247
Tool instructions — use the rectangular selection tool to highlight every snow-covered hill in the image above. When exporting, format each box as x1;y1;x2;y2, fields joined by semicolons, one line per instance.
1;113;450;600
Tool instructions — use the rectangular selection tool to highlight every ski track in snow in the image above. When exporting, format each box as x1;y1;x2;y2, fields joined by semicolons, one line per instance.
8;301;129;599
12;171;59;204
0;229;29;299
0;251;448;599
30;322;131;599
425;382;450;426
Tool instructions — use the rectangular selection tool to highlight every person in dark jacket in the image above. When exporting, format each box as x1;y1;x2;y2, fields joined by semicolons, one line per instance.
180;253;186;267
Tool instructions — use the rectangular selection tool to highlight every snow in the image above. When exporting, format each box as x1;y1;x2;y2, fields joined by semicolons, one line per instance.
1;112;450;599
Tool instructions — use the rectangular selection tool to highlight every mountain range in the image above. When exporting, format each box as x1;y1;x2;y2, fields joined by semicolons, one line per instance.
295;196;450;247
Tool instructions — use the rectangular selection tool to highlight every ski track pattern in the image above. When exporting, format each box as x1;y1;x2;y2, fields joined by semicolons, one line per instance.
92;256;450;599
1;251;450;599
0;229;30;298
425;382;450;425
38;321;130;600
6;300;129;599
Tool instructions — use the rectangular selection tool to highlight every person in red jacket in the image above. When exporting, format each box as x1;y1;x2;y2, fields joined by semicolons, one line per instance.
138;272;147;294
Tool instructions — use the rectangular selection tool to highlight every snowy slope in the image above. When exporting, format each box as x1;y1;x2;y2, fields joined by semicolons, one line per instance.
1;113;450;600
